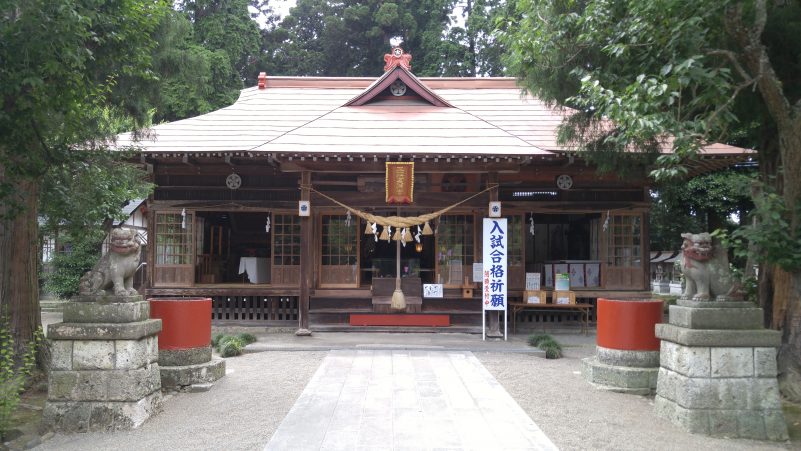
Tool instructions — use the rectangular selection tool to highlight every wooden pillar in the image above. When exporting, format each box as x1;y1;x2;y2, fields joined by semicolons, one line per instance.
146;199;155;290
641;211;650;291
297;171;312;335
487;173;502;337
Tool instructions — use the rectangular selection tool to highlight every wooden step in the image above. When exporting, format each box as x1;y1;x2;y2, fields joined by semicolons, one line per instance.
310;325;482;334
350;314;450;327
422;298;482;312
312;289;371;298
310;297;373;310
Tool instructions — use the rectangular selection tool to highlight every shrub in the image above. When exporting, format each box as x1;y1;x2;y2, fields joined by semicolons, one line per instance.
236;333;256;345
217;335;237;349
527;334;552;347
0;321;43;440
219;339;244;358
527;333;563;359
213;334;250;357
541;342;563;359
42;230;105;299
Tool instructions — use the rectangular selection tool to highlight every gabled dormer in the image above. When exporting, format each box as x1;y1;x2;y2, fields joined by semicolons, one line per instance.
344;47;452;107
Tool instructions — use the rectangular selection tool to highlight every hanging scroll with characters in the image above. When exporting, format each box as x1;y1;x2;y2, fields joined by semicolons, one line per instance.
386;162;414;204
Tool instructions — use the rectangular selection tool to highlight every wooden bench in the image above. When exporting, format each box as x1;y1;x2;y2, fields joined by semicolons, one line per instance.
509;302;593;335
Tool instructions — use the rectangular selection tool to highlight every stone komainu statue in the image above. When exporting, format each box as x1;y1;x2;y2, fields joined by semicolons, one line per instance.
677;232;738;301
79;228;142;296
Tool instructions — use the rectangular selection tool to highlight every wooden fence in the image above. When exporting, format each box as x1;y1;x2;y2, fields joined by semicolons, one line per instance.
211;295;299;323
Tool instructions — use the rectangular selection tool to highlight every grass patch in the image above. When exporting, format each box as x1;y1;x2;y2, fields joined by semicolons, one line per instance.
527;334;563;359
237;333;257;345
212;333;257;358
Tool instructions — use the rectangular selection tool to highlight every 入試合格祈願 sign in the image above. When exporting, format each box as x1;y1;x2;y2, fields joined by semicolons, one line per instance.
482;218;507;312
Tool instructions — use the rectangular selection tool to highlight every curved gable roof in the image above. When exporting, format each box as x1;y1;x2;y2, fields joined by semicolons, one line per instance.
344;66;452;108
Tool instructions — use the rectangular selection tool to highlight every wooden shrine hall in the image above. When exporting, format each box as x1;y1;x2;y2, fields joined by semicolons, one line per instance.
120;48;749;332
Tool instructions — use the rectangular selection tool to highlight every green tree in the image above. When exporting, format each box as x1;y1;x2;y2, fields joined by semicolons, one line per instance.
260;0;509;77
439;0;508;76
0;0;169;352
177;0;262;85
502;0;801;399
147;9;241;122
650;169;755;251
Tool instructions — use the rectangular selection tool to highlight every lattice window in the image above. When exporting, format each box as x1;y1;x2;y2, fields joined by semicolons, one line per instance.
437;214;474;286
508;215;524;266
272;214;300;266
155;212;192;265
321;215;357;266
607;215;641;267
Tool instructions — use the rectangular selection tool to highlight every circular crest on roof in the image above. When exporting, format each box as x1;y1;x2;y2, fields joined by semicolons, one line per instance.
226;173;242;190
556;174;573;190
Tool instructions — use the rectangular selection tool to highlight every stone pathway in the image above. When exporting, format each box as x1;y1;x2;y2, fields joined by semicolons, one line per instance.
265;350;558;451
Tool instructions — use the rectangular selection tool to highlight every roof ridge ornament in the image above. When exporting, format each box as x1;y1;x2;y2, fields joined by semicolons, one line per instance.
384;47;412;72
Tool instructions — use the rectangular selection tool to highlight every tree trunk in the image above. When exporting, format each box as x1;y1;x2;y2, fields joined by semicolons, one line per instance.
776;269;801;401
775;122;801;402
0;176;41;355
730;0;801;400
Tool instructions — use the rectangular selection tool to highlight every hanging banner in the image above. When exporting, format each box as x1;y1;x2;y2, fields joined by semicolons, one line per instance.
482;218;507;312
386;162;414;204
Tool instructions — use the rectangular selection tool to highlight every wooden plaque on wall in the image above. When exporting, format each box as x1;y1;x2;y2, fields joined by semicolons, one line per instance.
386;162;414;204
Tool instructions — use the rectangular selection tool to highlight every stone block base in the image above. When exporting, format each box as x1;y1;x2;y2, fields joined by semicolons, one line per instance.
159;346;212;366
655;394;787;440
45;294;163;433
43;391;161;432
596;346;659;368
160;357;226;388
581;357;658;395
63;300;150;323
656;303;788;441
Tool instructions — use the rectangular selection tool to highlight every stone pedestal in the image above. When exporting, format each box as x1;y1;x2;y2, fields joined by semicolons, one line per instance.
654;300;788;440
158;346;226;388
583;347;659;395
149;298;224;389
582;299;663;394
44;295;163;432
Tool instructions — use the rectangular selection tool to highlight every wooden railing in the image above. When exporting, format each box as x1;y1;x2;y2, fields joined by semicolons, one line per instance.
211;295;298;322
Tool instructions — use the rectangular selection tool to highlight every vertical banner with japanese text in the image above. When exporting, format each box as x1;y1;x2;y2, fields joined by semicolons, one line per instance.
482;218;507;312
385;162;414;204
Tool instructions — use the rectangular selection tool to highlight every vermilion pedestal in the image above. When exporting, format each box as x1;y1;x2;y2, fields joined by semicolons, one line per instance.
149;298;225;389
582;298;664;394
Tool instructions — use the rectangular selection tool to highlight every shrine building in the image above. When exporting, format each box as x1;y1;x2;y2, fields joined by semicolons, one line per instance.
119;48;748;331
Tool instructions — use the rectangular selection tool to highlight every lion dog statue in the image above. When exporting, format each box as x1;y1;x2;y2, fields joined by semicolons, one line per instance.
677;232;738;301
79;228;142;296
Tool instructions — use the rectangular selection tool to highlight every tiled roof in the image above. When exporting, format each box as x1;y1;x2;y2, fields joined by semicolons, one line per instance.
116;76;750;159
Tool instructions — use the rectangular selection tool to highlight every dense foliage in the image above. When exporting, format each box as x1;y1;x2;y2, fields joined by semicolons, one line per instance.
1;0;170;352
650;169;755;251
502;0;801;400
260;0;507;77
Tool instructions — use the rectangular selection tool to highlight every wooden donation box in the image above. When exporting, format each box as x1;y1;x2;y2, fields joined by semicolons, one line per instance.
554;291;576;305
524;290;547;304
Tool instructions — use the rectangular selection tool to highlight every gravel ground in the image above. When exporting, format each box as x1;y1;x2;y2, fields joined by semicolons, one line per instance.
37;351;326;451
33;328;796;450
477;338;793;451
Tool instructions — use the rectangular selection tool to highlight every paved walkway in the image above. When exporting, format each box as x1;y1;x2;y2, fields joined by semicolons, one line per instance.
265;350;558;451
